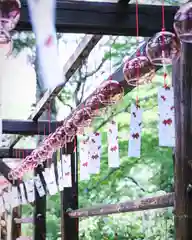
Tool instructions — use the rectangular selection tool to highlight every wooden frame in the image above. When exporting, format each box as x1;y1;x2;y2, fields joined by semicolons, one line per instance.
0;0;189;239
17;1;177;36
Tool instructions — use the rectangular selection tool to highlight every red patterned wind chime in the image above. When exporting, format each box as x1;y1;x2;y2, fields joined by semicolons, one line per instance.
124;0;146;158
0;0;21;57
147;0;180;147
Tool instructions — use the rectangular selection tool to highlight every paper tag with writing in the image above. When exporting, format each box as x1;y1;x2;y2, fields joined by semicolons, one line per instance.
11;186;20;208
24;179;35;203
79;138;90;181
88;132;101;174
62;154;72;187
19;183;27;205
107;120;120;168
42;165;58;195
128;104;143;158
158;86;175;147
34;175;45;197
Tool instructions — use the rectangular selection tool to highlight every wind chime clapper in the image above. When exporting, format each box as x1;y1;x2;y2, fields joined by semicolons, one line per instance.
0;0;21;57
8;80;124;180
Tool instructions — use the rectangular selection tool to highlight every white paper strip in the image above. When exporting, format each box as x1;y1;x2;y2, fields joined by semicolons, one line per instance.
57;160;64;191
158;87;175;147
42;165;58;195
0;196;5;214
34;175;45;197
79;138;90;181
27;0;63;89
62;154;72;187
3;191;11;211
128;104;143;158
19;183;27;205
11;187;20;208
88;132;101;174
107;120;120;168
24;179;35;203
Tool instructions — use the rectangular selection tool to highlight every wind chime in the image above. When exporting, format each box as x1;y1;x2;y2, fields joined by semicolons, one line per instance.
0;0;21;150
0;0;20;57
123;0;181;156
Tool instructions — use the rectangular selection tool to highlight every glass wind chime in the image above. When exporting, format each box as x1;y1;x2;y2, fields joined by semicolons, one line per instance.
0;0;21;148
0;0;20;57
79;43;121;181
123;0;182;155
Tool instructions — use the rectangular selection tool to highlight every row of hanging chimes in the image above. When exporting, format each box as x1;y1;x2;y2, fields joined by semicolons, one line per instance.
79;120;121;181
0;153;72;213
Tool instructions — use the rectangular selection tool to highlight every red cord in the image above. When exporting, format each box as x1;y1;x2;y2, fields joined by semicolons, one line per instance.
161;0;167;87
135;0;140;107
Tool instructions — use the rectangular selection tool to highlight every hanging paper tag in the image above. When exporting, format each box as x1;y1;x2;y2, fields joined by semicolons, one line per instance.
2;191;11;211
158;87;175;147
0;196;5;214
57;160;64;191
11;187;20;208
107;120;120;168
79;137;90;181
27;0;63;89
62;155;72;187
19;183;27;205
128;104;143;158
88;132;101;174
24;179;35;203
34;175;45;197
42;165;58;195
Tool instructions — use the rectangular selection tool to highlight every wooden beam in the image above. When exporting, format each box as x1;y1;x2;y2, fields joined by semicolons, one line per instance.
68;192;174;218
8;34;101;149
2;120;61;135
173;44;192;239
61;139;78;240
17;1;177;36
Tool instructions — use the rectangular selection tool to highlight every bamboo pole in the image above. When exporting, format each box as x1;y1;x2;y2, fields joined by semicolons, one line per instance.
68;192;174;218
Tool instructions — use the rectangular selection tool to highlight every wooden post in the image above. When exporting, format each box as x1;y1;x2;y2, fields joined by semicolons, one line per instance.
61;139;78;240
11;207;21;240
173;43;192;239
34;165;46;240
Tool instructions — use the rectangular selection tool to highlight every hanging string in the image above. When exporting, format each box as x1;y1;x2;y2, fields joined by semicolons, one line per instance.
48;101;51;133
135;0;140;107
161;0;167;88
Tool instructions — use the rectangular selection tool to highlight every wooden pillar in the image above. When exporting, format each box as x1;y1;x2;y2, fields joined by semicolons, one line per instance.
34;165;46;240
11;207;21;240
61;139;78;240
173;43;192;239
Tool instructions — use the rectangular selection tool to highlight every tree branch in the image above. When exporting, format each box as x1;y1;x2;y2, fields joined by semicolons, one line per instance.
84;58;107;78
126;176;146;192
78;80;86;104
56;96;73;111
